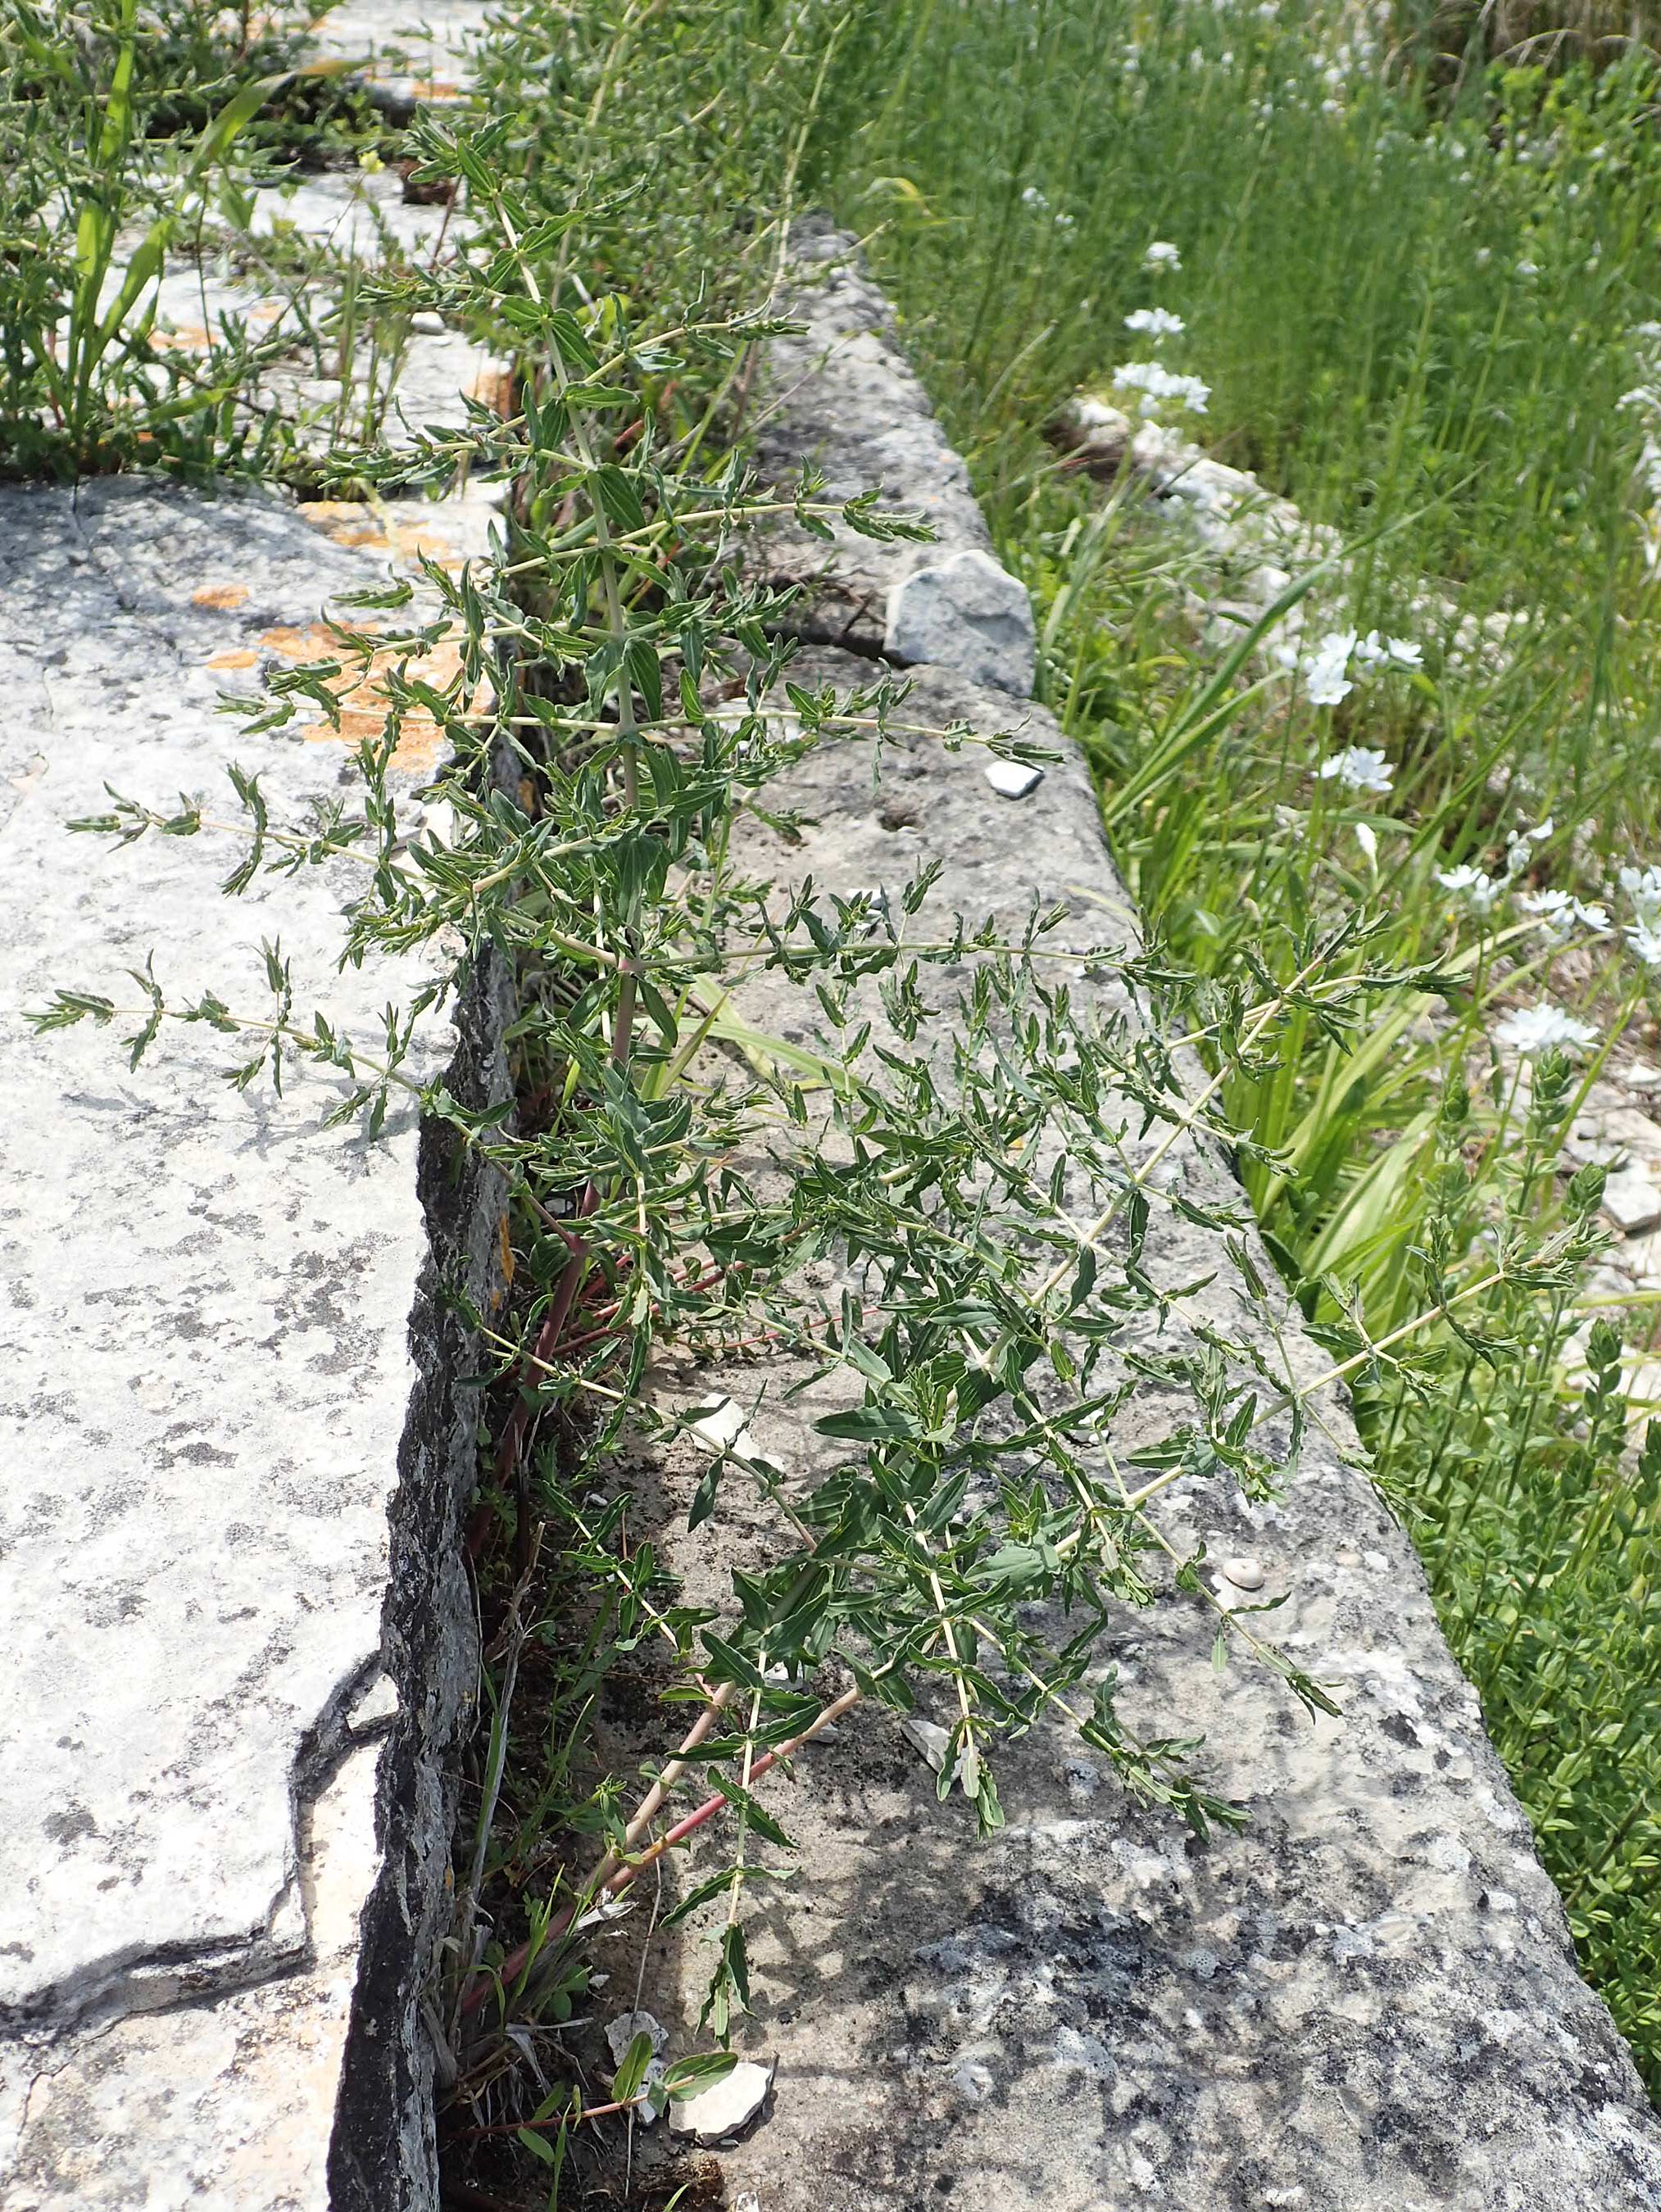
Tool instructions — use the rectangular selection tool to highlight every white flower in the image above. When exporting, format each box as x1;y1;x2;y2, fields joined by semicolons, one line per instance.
1494;1004;1596;1057
1144;240;1182;272
1620;863;1661;932
1518;259;1540;277
1110;360;1209;416
1504;817;1554;875
1318;746;1393;794
1354;821;1378;868
1305;627;1357;706
1518;889;1606;940
1021;185;1048;209
1519;888;1574;937
1055;211;1076;230
1626;920;1661;968
1353;629;1422;670
1436;863;1500;914
1123;306;1186;338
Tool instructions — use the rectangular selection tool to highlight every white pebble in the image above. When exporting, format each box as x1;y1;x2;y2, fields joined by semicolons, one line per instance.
984;759;1044;800
669;2059;774;2143
1222;1555;1266;1591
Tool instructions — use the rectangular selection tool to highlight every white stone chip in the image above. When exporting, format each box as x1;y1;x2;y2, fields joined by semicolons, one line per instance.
1221;1555;1266;1591
669;2058;774;2144
984;759;1045;800
410;310;447;334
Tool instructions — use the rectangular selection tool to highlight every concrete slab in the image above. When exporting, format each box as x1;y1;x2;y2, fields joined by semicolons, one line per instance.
0;475;506;2210
586;229;1661;2211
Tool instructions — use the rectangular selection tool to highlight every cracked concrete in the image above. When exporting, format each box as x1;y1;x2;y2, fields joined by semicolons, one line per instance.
0;474;506;2210
0;8;501;2202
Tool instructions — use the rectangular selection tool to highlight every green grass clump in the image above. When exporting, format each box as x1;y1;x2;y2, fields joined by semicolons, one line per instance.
810;0;1661;2091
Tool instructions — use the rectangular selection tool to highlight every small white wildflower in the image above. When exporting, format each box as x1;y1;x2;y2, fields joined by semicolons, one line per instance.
1305;627;1357;707
1518;888;1575;939
1354;820;1378;868
1021;185;1049;209
1436;863;1500;914
1318;746;1393;794
1353;629;1421;670
1144;240;1182;272
1619;862;1661;931
1504;817;1554;874
1517;259;1540;277
1110;360;1210;415
1494;1004;1596;1057
1055;211;1076;230
1123;306;1186;338
1626;920;1661;968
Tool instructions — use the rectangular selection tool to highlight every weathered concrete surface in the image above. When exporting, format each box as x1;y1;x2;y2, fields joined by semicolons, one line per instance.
0;475;503;2210
592;232;1661;2210
755;215;1035;693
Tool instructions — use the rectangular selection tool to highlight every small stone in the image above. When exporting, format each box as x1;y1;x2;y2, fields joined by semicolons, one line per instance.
669;2058;774;2145
1602;1165;1661;1235
410;310;447;335
1221;1555;1266;1591
984;759;1044;800
899;1716;952;1771
604;2010;667;2067
1622;1058;1661;1091
884;548;1036;696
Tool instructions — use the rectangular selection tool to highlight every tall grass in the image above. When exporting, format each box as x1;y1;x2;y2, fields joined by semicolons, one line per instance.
813;0;1661;2090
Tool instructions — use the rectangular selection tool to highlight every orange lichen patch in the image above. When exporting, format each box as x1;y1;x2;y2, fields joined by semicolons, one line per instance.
497;1212;515;1285
258;622;367;660
301;634;479;776
297;501;390;552
468;365;513;417
391;522;459;566
193;583;250;610
206;648;260;671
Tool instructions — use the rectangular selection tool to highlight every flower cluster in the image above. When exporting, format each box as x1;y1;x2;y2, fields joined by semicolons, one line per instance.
1434;863;1500;914
1292;625;1420;709
1112;253;1205;420
1318;746;1392;794
1618;864;1661;967
1111;360;1210;416
1495;1004;1597;1058
1518;888;1610;941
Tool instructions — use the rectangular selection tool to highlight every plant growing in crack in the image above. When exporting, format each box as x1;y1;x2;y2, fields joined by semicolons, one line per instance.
31;83;1616;2194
